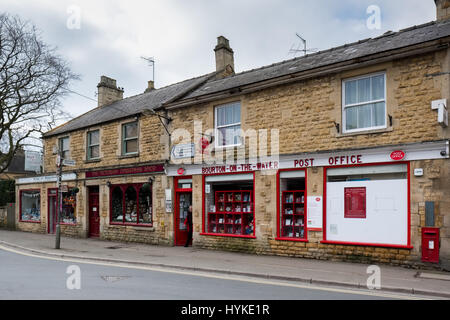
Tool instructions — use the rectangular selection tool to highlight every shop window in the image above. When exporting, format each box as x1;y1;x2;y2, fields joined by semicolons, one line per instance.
110;183;152;226
61;190;77;224
20;190;41;222
344;187;366;219
59;136;70;160
278;170;306;239
205;174;254;237
87;130;100;160
122;122;138;155
215;102;241;147
343;73;386;132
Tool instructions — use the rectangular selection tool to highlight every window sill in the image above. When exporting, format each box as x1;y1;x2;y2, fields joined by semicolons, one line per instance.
60;222;78;226
19;220;41;224
117;153;139;160
320;240;413;249
109;223;154;231
84;159;101;164
275;237;308;243
200;233;256;239
336;126;393;138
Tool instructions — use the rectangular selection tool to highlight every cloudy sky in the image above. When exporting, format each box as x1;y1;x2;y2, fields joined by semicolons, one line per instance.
0;0;437;119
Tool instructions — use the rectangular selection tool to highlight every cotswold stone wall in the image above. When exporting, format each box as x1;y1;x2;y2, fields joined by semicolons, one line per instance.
43;114;166;174
0;207;6;228
192;159;450;269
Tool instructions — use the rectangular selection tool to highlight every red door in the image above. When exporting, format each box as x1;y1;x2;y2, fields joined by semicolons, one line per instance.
89;188;100;238
175;192;192;246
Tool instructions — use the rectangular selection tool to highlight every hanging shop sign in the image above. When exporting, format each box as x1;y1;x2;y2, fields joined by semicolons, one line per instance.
85;164;164;178
171;143;195;159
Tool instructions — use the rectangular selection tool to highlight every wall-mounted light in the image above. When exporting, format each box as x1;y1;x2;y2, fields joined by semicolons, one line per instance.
333;121;340;134
389;114;393;127
106;181;111;188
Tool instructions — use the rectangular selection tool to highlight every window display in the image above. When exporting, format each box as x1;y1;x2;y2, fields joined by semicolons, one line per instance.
278;170;306;239
205;175;254;237
61;190;77;224
20;190;41;222
110;183;152;225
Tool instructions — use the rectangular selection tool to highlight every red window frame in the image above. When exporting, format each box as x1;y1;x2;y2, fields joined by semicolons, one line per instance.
109;183;153;227
344;187;366;219
19;189;41;224
276;168;308;242
200;171;256;239
321;161;413;249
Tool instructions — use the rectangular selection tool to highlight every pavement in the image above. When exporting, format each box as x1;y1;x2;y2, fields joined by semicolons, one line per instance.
0;229;449;299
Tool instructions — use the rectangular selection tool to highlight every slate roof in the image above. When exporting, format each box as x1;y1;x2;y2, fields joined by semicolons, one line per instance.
179;19;450;101
43;73;214;137
44;18;450;138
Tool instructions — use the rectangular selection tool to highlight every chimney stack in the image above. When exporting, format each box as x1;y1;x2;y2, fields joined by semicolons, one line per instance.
435;0;450;21
145;80;155;93
97;76;124;107
214;36;235;79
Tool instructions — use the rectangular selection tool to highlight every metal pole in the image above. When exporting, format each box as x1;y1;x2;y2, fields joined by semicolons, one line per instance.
55;149;62;249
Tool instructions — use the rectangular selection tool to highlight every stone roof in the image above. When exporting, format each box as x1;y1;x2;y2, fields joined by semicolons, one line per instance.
179;19;450;101
43;73;214;137
44;18;450;137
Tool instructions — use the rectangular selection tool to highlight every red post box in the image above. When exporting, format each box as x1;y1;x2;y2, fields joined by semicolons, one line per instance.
421;228;440;263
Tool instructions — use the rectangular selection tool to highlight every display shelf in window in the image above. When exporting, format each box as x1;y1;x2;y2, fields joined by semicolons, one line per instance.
281;190;306;239
207;190;254;236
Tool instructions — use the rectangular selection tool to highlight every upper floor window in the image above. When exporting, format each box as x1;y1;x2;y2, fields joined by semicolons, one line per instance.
215;102;241;147
343;73;386;133
59;137;70;160
122;122;138;155
87;130;100;160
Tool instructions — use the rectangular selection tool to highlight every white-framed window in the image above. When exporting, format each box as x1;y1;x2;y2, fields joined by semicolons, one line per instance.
122;121;139;155
59;136;70;160
342;72;386;133
87;130;100;160
215;102;241;148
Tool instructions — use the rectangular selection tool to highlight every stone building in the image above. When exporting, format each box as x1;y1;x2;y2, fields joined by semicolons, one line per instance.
16;1;450;269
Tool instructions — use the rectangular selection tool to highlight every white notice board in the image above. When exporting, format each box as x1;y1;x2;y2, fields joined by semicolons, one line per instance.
307;196;323;230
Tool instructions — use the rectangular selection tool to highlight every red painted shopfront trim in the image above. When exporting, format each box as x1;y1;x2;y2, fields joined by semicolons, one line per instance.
321;161;412;249
174;176;193;246
19;189;42;224
201;171;256;238
276;168;308;242
108;183;154;227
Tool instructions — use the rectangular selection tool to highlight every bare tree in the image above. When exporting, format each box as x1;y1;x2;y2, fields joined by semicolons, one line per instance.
0;13;78;173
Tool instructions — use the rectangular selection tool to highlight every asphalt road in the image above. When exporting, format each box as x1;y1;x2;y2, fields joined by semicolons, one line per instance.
0;247;426;300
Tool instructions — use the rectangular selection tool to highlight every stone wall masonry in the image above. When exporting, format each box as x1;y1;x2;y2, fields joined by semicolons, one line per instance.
43;115;166;174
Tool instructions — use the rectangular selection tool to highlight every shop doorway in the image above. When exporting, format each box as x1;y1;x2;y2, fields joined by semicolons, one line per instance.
47;189;58;234
174;177;193;246
88;186;100;238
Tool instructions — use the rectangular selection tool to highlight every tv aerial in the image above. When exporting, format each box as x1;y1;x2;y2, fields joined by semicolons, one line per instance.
141;56;155;82
289;33;318;57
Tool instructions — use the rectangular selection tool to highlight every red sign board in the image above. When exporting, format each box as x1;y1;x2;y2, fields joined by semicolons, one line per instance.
86;165;164;178
177;168;185;175
390;150;406;161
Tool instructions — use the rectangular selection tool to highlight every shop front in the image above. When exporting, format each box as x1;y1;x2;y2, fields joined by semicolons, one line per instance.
167;140;449;266
174;176;193;246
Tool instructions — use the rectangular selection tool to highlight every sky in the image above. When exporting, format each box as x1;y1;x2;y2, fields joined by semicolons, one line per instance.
0;0;437;120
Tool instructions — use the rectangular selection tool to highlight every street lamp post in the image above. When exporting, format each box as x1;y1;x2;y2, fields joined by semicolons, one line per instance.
55;149;63;249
